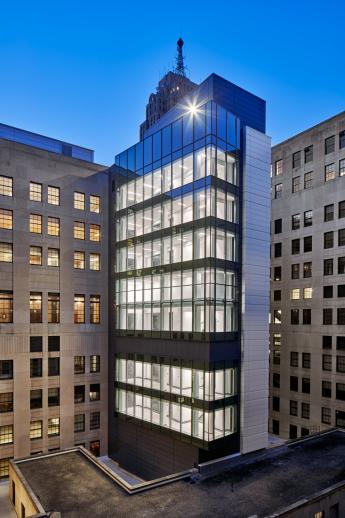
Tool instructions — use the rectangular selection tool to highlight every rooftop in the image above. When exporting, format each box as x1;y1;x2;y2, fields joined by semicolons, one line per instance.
12;429;345;517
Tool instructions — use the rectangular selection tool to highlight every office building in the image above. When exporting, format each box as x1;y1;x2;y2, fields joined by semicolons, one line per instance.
270;111;345;439
110;73;271;478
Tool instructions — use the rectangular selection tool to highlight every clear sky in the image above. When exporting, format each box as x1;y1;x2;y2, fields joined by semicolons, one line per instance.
1;0;345;165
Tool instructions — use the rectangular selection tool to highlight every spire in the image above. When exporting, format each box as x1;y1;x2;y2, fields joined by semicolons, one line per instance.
174;38;186;77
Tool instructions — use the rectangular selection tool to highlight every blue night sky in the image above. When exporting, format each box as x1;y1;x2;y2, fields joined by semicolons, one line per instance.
1;0;345;165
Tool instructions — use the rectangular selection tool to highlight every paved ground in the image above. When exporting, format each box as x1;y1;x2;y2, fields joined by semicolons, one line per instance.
0;482;16;518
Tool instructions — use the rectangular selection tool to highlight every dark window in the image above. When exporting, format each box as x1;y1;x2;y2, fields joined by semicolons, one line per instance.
74;356;85;374
272;419;279;435
74;414;85;433
272;396;280;411
324;259;333;276
324;231;334;249
339;201;345;219
48;336;60;352
304;236;312;253
291;239;300;255
323;336;332;349
30;336;42;353
273;373;280;388
274;243;282;258
292;176;300;193
337;308;345;325
274;267;281;281
290;376;298;391
48;387;59;407
289;424;298;439
291;309;299;325
304;172;312;189
304;145;313;163
291;214;300;230
324;204;334;222
30;358;42;378
291;264;300;279
336;383;345;401
339;229;345;247
274;183;282;199
303;309;311;325
273;350;280;365
337;336;345;350
323;354;332;371
0;392;13;413
290;351;298;367
302;353;311;369
339;257;345;274
323;308;333;325
340;158;345;177
340;130;345;149
90;412;100;430
0;360;13;380
292;151;301;169
74;385;85;404
48;357;60;376
324;285;333;298
274;219;282;234
322;380;332;398
302;377;310;394
301;402;310;419
325;135;335;154
338;285;345;297
303;262;312;278
290;400;298;416
301;427;309;437
274;290;281;301
90;384;100;402
30;389;42;409
304;210;312;226
337;355;345;373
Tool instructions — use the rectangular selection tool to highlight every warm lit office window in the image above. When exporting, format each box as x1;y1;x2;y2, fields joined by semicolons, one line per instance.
48;293;60;323
290;288;300;300
74;414;85;432
74;356;85;374
90;253;100;271
0;209;13;229
30;421;42;440
30;292;42;323
30;214;42;234
90;224;101;242
47;248;59;267
0;458;11;479
29;246;42;265
0;176;12;197
30;182;42;202
0;242;12;263
48;417;60;436
90;295;100;324
0;292;13;323
74;251;85;269
74;221;85;240
74;192;85;210
47;216;60;236
74;295;85;323
303;287;313;299
90;195;100;213
0;425;13;444
90;355;100;373
48;186;60;205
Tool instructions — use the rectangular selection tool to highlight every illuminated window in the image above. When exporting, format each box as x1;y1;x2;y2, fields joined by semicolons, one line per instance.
0;209;13;229
0;392;13;413
0;292;13;323
0;425;13;444
74;414;85;432
74;192;85;210
0;458;10;479
89;383;100;401
290;288;300;300
74;251;85;269
74;222;85;240
29;182;42;202
30;292;42;323
90;412;100;430
74;356;85;374
48;293;60;323
30;421;42;440
74;295;85;323
48;417;60;436
90;295;100;324
47;248;59;267
30;214;42;234
90;355;100;373
90;195;100;213
48;186;60;205
90;253;100;271
47;217;60;236
90;224;100;242
0;242;12;263
303;287;313;299
0;176;13;197
29;246;42;265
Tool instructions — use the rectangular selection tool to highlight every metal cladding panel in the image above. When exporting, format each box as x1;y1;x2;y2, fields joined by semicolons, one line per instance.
241;126;270;454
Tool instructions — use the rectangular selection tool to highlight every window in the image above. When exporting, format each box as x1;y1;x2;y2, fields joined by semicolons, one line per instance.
74;414;85;432
90;195;100;213
273;309;281;324
293;151;301;169
48;417;60;436
273;333;281;347
322;407;331;424
0;176;13;197
74;385;85;404
322;380;332;398
47;217;60;236
48;357;60;376
30;214;42;234
90;440;100;457
274;266;282;281
291;239;300;255
337;336;345;350
30;336;42;352
90;355;100;373
30;182;42;202
292;176;300;193
324;259;333;276
74;192;85;210
291;264;299;279
272;396;280;411
0;209;12;230
74;356;85;374
336;383;345;401
0;392;13;413
48;387;59;407
273;373;280;388
0;242;12;264
340;158;345;177
323;308;333;325
291;309;299;325
338;285;345;297
30;389;42;409
304;236;312;252
74;251;85;269
48;336;60;351
274;183;282;199
48;293;60;323
48;186;60;205
324;231;334;249
323;355;332;371
47;248;59;267
90;295;100;324
340;130;345;149
272;350;280;365
0;458;11;479
304;145;313;163
323;285;333;298
30;421;42;440
89;383;100;401
304;172;312;189
290;351;298;367
290;288;300;300
274;243;282;257
290;400;298;416
90;412;100;430
74;295;85;323
338;308;345;325
291;214;300;230
275;160;283;176
303;287;312;299
301;402;310;419
302;377;310;393
324;204;334;222
303;309;311;325
325;135;335;154
90;253;100;271
274;219;282;234
340;257;345;274
274;290;281;301
339;229;345;246
302;353;311;369
0;291;13;323
29;246;42;265
290;376;298;391
30;292;42;323
74;222;85;240
325;163;335;182
90;224;101;242
0;360;13;379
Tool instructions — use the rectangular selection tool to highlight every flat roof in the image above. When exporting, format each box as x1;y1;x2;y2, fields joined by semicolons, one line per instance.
15;430;345;517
